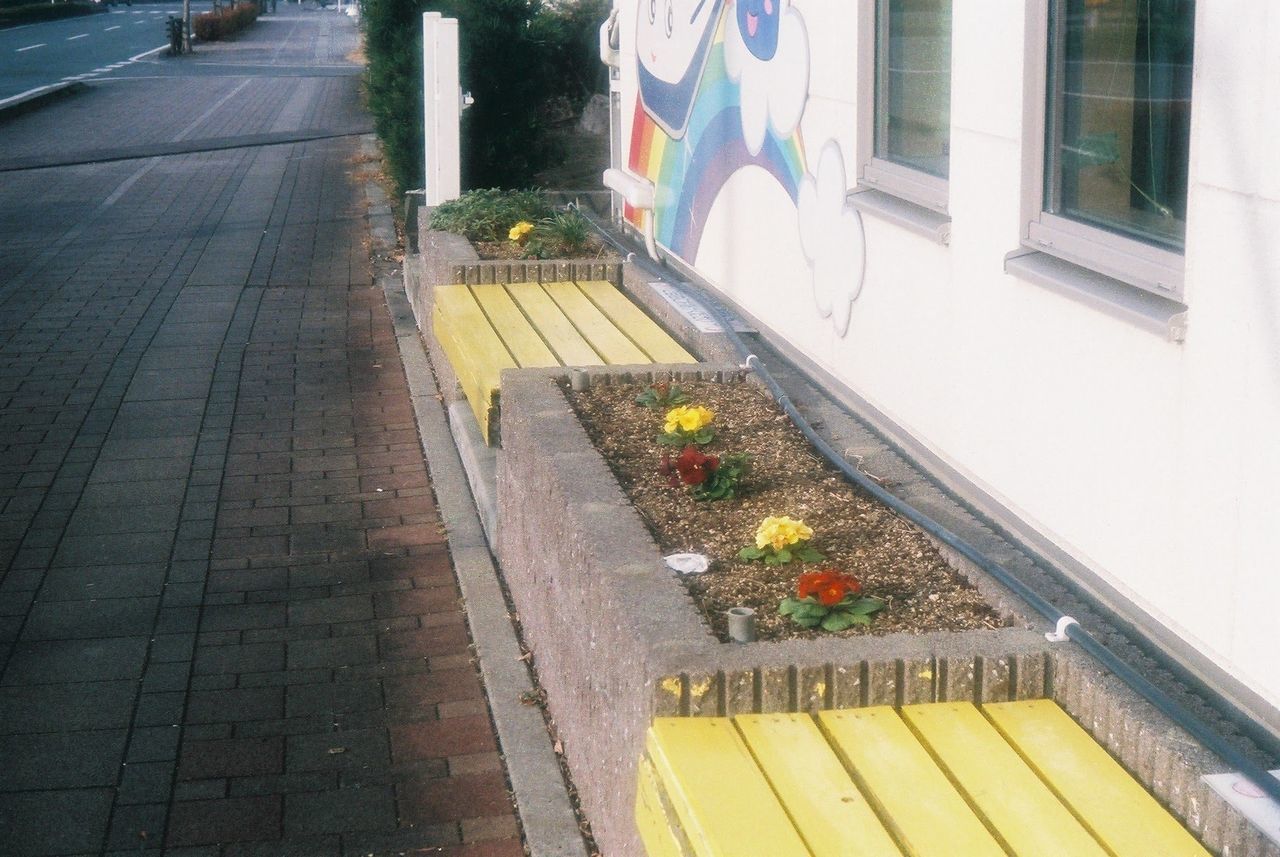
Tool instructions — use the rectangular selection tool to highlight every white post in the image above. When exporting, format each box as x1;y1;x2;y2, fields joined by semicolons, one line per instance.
422;12;462;205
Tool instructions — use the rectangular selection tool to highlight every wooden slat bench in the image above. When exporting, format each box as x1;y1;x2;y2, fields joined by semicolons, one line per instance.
638;700;1210;857
432;280;696;445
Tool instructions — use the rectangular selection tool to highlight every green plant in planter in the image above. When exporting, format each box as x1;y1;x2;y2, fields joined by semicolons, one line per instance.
429;188;552;242
635;380;691;409
779;570;885;631
738;516;824;565
658;446;749;501
657;404;715;447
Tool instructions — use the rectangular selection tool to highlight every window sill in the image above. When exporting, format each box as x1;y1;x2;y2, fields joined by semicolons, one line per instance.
1004;250;1188;342
849;187;951;245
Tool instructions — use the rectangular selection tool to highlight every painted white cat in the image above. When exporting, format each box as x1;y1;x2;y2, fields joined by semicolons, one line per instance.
636;0;726;139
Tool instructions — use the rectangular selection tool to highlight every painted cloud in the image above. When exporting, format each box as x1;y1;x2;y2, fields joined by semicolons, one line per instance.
724;0;808;156
797;141;865;337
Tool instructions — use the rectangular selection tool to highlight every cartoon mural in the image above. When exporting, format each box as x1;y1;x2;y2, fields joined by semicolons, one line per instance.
626;0;865;336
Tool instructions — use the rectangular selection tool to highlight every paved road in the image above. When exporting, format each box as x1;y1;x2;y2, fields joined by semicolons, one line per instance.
0;10;524;857
0;3;217;101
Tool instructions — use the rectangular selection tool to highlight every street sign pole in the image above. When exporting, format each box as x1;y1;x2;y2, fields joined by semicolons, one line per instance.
183;0;191;53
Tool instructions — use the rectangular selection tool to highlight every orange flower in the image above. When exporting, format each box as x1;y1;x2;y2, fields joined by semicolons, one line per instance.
796;570;861;606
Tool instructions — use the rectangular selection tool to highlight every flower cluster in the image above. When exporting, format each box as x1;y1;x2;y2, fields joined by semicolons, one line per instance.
739;516;824;565
659;446;749;501
635;381;691;410
780;569;885;631
658;404;715;446
508;220;534;243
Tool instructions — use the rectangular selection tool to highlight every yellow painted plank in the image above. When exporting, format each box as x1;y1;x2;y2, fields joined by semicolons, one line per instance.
984;700;1210;857
432;286;515;444
575;280;696;364
635;756;691;857
543;281;650;364
818;707;1004;857
504;283;603;366
901;703;1108;857
468;285;559;368
735;714;901;857
646;718;810;857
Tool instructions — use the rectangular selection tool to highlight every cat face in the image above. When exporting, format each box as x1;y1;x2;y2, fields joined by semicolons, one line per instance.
636;0;724;137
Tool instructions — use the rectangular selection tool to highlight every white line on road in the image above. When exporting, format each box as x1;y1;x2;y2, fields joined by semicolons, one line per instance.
16;43;46;52
105;25;121;31
67;34;89;41
128;44;167;61
134;20;146;24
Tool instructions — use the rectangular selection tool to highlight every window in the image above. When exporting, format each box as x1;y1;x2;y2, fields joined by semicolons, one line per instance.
862;0;952;213
1030;0;1194;296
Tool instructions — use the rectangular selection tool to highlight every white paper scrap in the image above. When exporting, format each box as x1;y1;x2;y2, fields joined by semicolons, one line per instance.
664;553;709;575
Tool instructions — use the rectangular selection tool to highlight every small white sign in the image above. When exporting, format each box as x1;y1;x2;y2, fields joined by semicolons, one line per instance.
1202;769;1280;847
648;282;754;334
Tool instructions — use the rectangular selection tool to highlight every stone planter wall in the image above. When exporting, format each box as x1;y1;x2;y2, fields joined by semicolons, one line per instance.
497;366;1064;857
495;365;1274;857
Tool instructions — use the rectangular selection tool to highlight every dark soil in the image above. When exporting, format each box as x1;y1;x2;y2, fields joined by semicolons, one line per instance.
567;379;1008;643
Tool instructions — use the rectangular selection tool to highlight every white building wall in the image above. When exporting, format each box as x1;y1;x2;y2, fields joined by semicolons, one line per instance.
612;0;1280;710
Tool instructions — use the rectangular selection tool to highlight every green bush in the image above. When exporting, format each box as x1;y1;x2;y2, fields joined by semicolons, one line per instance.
194;0;258;41
361;0;610;196
428;188;552;242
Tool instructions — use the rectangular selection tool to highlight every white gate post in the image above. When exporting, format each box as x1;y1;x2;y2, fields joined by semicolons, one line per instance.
422;12;461;205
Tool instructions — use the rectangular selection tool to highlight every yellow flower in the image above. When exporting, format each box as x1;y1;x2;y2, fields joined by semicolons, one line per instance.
663;405;714;434
508;220;534;242
755;516;813;551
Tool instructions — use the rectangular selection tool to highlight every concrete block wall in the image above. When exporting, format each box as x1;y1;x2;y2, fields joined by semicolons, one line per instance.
496;366;1061;857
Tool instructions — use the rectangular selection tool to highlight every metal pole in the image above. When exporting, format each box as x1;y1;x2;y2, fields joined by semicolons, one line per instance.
183;0;191;53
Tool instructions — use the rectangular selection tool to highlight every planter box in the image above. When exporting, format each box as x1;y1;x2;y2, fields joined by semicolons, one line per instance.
495;365;1272;857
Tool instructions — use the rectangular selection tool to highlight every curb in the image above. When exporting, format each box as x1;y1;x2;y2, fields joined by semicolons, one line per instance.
0;81;86;121
361;161;589;857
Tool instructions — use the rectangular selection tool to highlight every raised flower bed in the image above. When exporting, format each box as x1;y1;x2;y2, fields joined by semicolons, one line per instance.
493;364;1265;857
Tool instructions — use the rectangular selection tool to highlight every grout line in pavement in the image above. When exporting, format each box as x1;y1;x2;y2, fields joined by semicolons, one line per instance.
364;164;591;857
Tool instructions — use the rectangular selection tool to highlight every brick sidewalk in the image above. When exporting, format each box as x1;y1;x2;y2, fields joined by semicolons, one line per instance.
0;12;525;857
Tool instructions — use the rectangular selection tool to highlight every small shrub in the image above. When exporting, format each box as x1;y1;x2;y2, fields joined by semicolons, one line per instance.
194;0;257;41
428;188;552;243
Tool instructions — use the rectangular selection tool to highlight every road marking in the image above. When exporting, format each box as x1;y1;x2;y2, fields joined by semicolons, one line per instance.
134;20;146;24
67;34;89;41
128;44;167;61
16;43;46;52
105;25;121;31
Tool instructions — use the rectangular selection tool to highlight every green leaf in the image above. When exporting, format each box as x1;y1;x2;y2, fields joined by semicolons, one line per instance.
794;602;826;620
846;597;885;615
821;613;856;632
656;432;685;447
793;615;822;628
693;427;715;445
850;613;872;625
764;553;781;566
796;547;825;562
778;598;802;616
738;546;765;561
773;548;792;564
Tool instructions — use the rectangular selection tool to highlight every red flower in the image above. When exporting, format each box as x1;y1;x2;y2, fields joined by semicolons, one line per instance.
796;570;861;606
675;445;718;486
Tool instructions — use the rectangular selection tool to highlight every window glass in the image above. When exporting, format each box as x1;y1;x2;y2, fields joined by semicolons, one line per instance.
874;0;952;180
1045;0;1194;250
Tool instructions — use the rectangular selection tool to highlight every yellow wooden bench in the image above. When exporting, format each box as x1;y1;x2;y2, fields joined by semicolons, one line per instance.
432;280;696;444
638;700;1210;857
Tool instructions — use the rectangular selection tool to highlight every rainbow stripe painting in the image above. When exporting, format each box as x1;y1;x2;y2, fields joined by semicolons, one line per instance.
627;18;807;262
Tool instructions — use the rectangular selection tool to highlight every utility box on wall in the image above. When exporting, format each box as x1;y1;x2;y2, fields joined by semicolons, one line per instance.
422;12;461;205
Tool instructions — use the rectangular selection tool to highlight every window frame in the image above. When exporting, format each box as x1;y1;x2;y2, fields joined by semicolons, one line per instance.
1021;0;1192;299
858;0;953;215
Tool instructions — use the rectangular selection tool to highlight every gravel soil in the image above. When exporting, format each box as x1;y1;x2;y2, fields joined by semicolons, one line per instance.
567;379;1008;642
